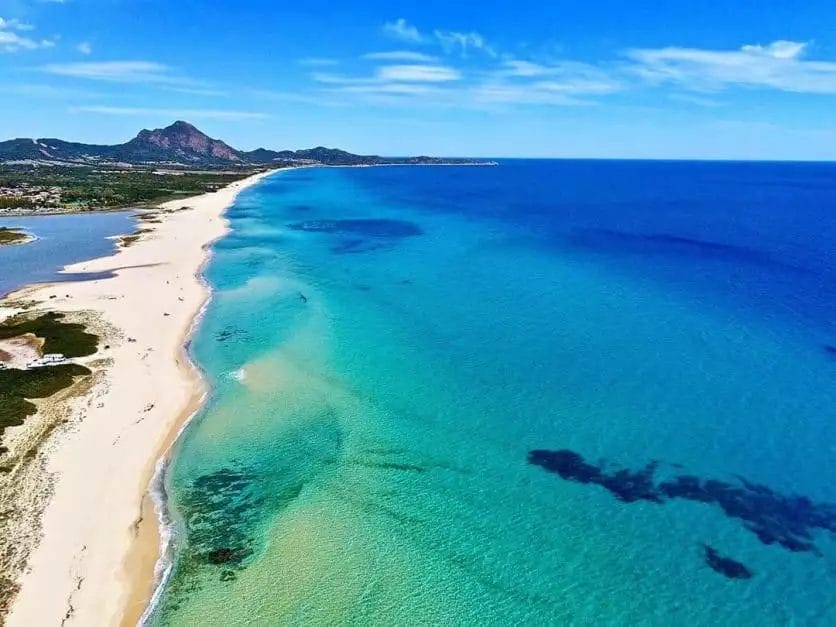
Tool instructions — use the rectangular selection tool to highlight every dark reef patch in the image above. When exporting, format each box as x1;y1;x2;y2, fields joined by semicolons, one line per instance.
701;544;753;580
528;448;836;555
178;465;262;575
527;449;662;503
825;345;836;357
215;326;251;343
173;414;345;589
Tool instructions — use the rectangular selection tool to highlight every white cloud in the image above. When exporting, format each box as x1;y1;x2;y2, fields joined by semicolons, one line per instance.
43;60;170;81
299;32;836;111
76;41;92;55
500;60;552;77
626;40;836;94
377;64;460;82
313;63;459;86
332;83;439;96
471;83;591;106
0;16;54;52
383;18;423;43
434;29;495;57
741;40;807;60
363;50;438;63
40;60;205;87
0;17;34;31
71;106;268;120
381;18;495;57
311;72;377;86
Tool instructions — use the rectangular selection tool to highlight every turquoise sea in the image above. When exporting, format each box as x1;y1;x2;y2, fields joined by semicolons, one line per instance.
152;161;836;625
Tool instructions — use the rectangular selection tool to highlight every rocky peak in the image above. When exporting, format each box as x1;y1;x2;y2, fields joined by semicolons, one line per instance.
130;121;241;162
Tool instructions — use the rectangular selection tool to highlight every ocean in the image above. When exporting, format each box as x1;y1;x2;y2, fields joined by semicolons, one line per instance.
151;161;836;625
0;212;136;298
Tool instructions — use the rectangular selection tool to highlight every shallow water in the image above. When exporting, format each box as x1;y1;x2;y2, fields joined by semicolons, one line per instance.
0;212;135;298
154;162;836;625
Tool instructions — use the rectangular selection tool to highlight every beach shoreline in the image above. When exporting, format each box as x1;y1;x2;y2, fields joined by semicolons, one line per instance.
1;169;276;626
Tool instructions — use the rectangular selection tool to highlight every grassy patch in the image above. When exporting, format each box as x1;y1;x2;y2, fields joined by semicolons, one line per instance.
0;312;98;357
0;364;91;446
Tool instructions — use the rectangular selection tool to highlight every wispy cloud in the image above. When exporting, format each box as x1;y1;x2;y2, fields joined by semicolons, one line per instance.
313;63;460;86
383;18;423;43
40;60;216;92
377;64;460;82
76;41;92;55
42;60;177;82
295;31;836;112
497;59;622;92
381;18;496;58
363;50;438;63
626;40;836;94
434;29;495;57
71;105;268;121
0;15;55;52
0;17;33;31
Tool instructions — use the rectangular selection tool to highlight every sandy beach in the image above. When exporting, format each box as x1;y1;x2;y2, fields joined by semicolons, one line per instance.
0;169;274;626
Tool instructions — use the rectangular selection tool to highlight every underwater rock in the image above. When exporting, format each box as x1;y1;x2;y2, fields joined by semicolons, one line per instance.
702;544;753;580
528;448;836;554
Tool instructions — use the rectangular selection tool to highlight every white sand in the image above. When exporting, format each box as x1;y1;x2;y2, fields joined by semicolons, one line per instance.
3;170;276;627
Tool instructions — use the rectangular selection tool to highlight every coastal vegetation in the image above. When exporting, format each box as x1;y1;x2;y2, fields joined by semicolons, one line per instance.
0;165;253;214
0;197;35;211
0;312;99;358
0;364;91;451
0;227;30;245
0;313;99;450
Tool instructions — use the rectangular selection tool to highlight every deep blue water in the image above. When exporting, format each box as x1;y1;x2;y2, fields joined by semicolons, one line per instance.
156;161;836;625
0;212;135;298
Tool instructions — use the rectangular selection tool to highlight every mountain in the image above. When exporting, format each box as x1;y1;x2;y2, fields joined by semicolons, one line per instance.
0;121;489;168
119;121;241;164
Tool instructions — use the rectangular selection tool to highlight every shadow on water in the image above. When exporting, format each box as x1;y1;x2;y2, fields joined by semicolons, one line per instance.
287;218;423;255
569;228;812;275
527;449;836;557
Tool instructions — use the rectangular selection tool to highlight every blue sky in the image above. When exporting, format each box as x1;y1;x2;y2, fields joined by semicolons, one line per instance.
3;0;836;158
